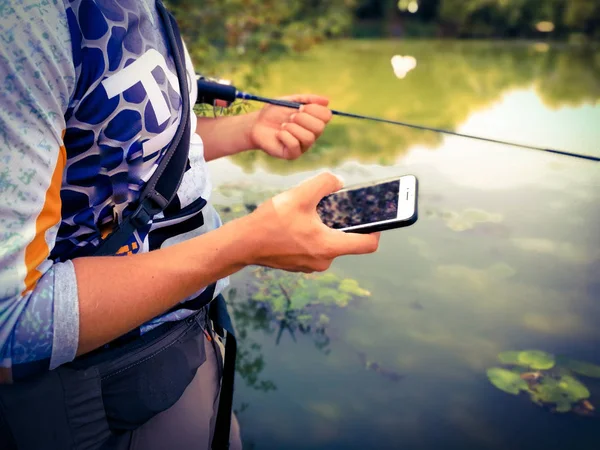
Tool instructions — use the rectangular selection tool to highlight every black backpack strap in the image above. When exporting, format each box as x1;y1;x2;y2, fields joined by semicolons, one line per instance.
93;0;191;257
210;295;237;450
91;2;238;448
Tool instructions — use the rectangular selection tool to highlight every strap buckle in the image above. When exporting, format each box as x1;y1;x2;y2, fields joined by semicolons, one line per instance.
129;201;154;229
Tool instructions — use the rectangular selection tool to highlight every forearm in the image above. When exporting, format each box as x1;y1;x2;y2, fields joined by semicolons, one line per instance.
74;214;258;356
196;111;258;162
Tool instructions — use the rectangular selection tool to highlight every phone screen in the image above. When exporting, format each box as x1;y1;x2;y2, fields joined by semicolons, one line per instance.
317;179;401;230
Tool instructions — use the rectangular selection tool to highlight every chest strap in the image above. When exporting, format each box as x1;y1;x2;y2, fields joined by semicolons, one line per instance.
93;0;191;257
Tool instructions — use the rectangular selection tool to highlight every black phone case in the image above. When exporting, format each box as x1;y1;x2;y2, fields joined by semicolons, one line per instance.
343;177;419;234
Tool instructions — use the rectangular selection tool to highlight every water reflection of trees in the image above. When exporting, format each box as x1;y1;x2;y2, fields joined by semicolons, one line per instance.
229;288;279;395
226;41;599;173
229;280;335;427
229;266;409;418
229;274;335;401
536;49;600;108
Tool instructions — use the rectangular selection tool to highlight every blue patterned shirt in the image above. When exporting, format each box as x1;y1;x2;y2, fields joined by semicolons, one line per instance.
0;0;227;379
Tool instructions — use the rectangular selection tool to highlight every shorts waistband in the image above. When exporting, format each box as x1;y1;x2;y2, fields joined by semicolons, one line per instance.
11;302;213;382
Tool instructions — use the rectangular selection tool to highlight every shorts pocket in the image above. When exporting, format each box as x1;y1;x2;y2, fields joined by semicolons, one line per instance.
98;318;207;432
0;366;110;450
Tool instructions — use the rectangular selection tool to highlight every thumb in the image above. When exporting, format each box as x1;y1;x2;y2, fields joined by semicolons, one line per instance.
295;171;344;208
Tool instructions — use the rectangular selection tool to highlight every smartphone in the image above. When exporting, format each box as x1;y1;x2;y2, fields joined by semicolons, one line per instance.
316;175;418;234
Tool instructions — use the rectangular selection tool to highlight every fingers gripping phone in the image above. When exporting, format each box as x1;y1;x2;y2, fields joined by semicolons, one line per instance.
317;175;418;234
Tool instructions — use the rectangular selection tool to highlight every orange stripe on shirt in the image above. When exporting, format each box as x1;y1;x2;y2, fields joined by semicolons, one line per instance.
22;133;66;294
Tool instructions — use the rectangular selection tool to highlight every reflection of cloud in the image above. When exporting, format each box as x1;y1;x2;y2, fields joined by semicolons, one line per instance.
306;402;341;420
402;328;505;373
511;238;596;264
408;259;597;342
407;236;437;261
487;263;517;280
404;89;600;190
435;263;516;291
442;208;503;232
393;352;420;371
521;313;586;335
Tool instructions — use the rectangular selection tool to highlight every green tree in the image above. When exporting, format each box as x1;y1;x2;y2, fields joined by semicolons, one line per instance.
166;0;357;89
437;0;566;37
564;0;600;40
425;0;598;39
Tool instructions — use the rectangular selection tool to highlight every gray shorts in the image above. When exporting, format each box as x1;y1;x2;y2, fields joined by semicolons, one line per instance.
0;307;242;450
129;323;242;450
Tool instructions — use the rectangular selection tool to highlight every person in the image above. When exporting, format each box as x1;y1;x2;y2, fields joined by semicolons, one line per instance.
0;1;380;449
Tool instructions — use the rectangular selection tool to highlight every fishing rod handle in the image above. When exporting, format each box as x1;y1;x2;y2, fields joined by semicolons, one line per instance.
196;78;237;106
195;78;304;110
195;77;308;112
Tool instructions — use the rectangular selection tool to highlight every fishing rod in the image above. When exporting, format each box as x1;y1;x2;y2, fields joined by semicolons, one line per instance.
195;77;600;163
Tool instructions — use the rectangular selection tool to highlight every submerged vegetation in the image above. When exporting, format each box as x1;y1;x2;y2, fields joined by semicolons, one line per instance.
228;264;408;404
238;267;372;353
250;267;371;316
487;350;599;416
227;264;373;391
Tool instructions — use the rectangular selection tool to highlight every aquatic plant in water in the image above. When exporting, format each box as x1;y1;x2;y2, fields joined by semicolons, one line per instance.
556;357;600;378
497;350;555;370
232;267;405;384
486;368;529;395
487;350;599;416
246;268;408;382
529;375;590;413
249;267;371;323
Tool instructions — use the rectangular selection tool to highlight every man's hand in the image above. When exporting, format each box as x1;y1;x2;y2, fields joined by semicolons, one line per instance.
249;94;333;160
243;171;380;272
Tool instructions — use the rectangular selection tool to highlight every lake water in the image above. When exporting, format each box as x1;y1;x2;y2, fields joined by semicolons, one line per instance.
207;40;600;450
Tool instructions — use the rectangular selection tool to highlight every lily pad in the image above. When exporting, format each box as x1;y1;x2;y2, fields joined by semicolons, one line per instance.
554;403;572;413
556;357;600;378
529;375;590;412
561;376;590;400
518;350;555;370
497;350;555;370
487;367;529;395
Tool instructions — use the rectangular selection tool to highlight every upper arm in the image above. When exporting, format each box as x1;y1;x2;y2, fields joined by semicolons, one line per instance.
0;0;75;365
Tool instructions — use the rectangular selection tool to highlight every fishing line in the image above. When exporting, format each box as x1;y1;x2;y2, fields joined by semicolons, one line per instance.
196;78;600;163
